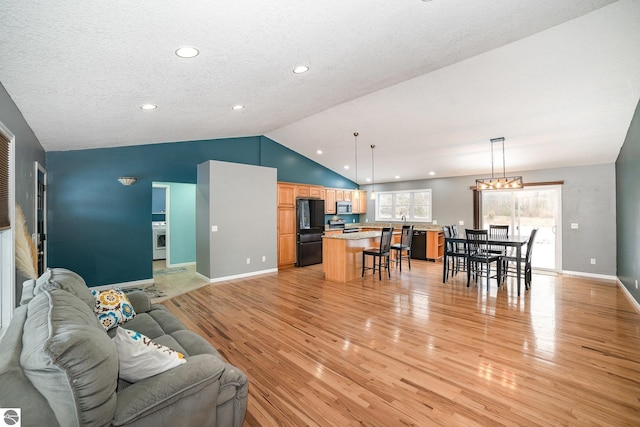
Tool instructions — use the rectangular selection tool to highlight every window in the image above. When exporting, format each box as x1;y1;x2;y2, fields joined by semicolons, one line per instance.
375;189;432;222
0;123;14;333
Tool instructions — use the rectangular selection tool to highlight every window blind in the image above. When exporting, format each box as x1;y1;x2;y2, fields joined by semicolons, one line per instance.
0;132;9;230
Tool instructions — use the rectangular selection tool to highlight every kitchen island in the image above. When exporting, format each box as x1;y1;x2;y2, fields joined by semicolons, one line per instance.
323;230;400;282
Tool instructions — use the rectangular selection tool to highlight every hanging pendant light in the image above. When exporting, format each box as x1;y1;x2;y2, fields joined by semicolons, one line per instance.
353;132;359;198
370;144;376;200
475;137;523;190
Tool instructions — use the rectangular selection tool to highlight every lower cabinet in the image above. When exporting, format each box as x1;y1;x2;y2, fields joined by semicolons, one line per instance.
411;229;443;261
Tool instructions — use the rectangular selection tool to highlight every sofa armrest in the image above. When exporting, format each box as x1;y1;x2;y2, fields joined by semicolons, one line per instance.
112;354;226;426
125;291;152;313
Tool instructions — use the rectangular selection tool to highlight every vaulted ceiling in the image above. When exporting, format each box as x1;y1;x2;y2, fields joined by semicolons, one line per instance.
1;0;639;183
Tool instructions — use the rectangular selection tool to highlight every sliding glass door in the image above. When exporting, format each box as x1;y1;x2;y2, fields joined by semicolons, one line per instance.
481;186;562;271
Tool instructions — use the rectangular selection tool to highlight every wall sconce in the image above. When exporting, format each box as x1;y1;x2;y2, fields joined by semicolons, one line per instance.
117;177;137;186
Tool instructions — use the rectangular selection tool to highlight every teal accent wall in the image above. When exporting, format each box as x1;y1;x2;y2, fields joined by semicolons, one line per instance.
45;136;355;286
616;99;640;306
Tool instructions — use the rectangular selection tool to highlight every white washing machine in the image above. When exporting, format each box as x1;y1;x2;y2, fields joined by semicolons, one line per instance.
152;222;166;260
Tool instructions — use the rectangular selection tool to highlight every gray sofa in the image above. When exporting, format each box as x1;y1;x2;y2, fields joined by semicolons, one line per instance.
0;268;248;426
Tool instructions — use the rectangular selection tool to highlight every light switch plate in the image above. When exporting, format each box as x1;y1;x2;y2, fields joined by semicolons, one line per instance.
212;225;218;232
432;220;437;225
571;223;578;229
459;220;464;226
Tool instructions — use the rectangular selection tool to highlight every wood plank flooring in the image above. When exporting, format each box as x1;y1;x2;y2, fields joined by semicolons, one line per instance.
161;260;640;426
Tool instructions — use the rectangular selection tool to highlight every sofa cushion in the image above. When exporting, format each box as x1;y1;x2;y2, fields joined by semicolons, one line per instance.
114;327;186;383
91;288;136;330
34;268;96;309
20;289;118;426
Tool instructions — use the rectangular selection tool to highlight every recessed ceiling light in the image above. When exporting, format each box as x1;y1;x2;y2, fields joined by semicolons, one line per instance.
293;65;309;74
175;46;199;58
395;175;400;179
232;104;244;110
344;165;350;170
316;150;323;155
366;178;371;182
140;104;157;110
429;171;435;176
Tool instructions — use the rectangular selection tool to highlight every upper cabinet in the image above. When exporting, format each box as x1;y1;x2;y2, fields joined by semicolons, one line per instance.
277;183;296;207
352;190;367;214
325;189;336;214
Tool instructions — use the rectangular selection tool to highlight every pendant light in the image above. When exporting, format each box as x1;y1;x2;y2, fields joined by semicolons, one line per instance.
475;137;523;190
353;132;359;198
370;144;376;200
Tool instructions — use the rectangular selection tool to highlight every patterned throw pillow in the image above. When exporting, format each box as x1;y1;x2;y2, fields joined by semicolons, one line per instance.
113;327;187;382
91;288;136;330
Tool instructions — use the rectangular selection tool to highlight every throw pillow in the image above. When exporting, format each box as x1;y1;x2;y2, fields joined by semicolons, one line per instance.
113;327;186;382
91;288;136;330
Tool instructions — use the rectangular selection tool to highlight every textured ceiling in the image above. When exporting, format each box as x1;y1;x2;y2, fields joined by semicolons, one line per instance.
1;0;639;183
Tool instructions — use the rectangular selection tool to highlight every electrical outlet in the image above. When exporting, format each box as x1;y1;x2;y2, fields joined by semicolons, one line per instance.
590;258;596;265
459;220;464;226
432;220;437;225
246;258;250;264
211;225;218;232
635;280;638;290
262;256;266;262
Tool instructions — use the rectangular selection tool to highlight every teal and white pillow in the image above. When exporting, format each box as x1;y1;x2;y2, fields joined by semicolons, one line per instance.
113;327;186;382
91;288;136;330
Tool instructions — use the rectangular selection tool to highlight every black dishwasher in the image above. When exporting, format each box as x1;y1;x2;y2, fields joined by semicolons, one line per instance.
411;230;427;260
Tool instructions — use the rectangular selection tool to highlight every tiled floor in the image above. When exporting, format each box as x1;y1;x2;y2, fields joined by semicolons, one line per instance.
152;260;208;303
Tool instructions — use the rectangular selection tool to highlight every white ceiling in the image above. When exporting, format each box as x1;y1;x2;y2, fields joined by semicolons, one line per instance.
1;0;639;184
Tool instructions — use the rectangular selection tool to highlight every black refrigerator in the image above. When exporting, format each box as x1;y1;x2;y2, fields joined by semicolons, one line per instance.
296;198;325;267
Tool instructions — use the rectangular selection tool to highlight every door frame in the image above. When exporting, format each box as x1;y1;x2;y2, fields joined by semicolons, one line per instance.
480;184;563;273
34;161;46;274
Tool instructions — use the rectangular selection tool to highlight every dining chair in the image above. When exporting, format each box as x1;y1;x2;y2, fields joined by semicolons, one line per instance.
489;224;510;281
390;225;413;272
465;229;502;292
502;228;538;290
443;226;466;281
362;227;393;280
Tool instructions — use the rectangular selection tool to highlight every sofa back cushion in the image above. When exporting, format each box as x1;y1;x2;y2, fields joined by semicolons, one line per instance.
20;289;118;426
34;268;95;308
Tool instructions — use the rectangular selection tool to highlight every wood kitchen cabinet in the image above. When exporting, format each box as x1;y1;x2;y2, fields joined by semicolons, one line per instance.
309;186;324;199
352;190;367;214
295;185;310;198
278;183;295;207
426;230;444;260
335;190;344;201
325;189;336;214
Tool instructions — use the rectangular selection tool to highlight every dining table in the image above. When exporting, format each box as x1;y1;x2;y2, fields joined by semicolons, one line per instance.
443;234;530;295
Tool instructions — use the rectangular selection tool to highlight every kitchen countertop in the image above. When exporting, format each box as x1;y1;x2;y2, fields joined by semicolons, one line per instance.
322;230;390;240
326;222;443;232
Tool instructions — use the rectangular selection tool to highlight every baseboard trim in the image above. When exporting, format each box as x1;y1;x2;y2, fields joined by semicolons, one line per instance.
90;278;154;291
617;278;640;313
561;270;617;282
202;268;278;284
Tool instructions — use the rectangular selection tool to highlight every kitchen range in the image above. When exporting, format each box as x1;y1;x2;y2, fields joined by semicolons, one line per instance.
296;198;325;267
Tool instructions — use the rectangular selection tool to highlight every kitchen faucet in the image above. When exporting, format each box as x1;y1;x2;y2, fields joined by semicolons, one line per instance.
402;215;407;225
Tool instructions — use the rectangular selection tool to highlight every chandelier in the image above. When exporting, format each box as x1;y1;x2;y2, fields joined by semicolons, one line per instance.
475;137;523;190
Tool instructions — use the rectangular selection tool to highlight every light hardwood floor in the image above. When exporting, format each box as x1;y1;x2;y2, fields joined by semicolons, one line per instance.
160;260;640;426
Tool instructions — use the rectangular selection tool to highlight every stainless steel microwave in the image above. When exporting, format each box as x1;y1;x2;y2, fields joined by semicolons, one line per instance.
336;201;352;214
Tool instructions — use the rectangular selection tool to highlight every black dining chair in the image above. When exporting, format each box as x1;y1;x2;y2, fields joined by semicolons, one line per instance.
502;228;538;290
362;227;394;280
443;226;466;281
465;229;502;292
390;225;413;272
